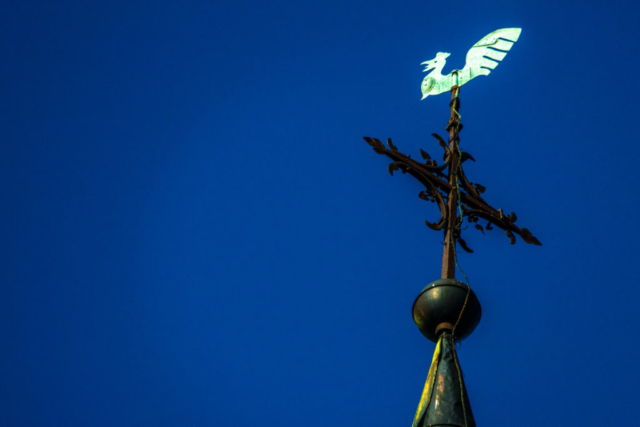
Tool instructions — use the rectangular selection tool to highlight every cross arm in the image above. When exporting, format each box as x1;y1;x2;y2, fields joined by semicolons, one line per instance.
363;136;541;248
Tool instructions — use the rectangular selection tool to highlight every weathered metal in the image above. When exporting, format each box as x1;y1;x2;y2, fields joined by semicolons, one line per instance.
412;332;476;427
363;87;541;280
421;28;521;99
412;279;481;343
442;86;461;279
363;30;536;426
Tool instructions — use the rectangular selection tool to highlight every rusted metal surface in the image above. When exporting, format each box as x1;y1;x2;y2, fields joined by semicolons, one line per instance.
363;87;540;279
442;86;461;279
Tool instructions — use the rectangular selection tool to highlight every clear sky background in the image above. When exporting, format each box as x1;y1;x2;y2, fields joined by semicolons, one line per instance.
2;1;640;426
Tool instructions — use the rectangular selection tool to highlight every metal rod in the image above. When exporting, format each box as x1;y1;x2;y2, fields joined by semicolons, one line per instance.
441;85;460;279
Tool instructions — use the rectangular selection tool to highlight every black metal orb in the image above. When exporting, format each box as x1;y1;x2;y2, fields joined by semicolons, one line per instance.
412;279;482;343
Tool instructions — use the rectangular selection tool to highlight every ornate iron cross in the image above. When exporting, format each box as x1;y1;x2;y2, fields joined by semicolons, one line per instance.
364;83;540;279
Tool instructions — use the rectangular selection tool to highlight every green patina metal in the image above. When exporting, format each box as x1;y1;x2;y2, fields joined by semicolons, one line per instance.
421;28;521;100
411;279;481;427
412;332;476;427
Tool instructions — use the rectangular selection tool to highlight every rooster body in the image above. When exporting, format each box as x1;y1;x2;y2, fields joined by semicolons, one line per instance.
421;28;522;100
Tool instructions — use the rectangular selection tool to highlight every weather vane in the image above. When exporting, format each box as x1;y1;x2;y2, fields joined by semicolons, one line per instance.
420;28;522;99
363;28;539;427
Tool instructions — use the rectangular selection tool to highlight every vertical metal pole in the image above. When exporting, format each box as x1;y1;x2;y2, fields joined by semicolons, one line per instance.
441;84;460;279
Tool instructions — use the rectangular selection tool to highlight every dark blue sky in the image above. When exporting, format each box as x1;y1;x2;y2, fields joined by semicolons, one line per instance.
2;1;640;426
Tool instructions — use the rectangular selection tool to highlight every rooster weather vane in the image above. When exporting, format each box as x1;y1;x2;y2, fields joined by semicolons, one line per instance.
362;28;540;427
420;28;522;99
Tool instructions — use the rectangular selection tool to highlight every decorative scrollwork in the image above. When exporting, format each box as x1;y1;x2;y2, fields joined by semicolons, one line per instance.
363;135;541;251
